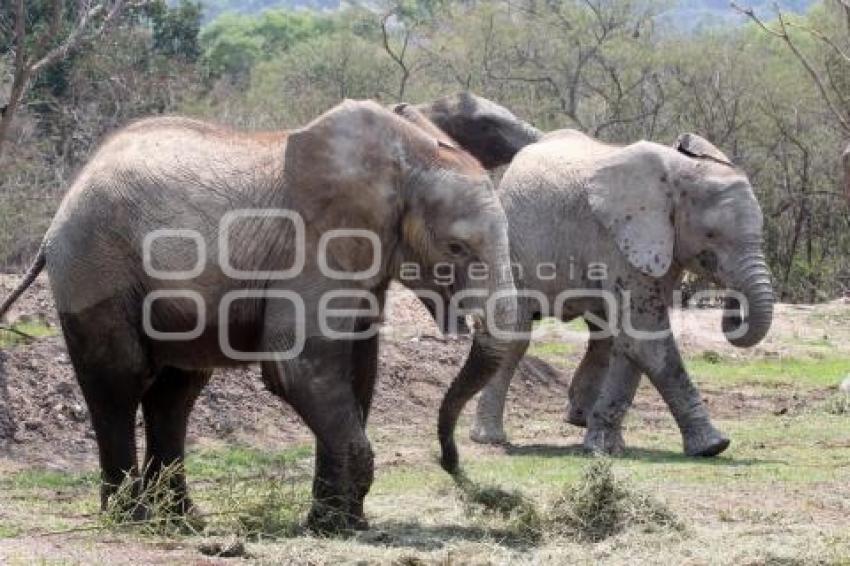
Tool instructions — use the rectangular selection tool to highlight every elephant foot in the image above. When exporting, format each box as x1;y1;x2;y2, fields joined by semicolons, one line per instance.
349;514;370;531
582;427;626;456
683;427;730;457
469;418;508;445
565;403;588;428
307;498;366;536
307;502;350;536
348;500;370;531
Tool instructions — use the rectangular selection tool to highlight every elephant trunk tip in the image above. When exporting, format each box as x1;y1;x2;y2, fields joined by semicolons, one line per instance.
722;291;774;348
439;441;460;476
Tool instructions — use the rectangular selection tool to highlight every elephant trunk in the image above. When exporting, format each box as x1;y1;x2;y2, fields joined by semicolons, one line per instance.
721;246;774;348
486;262;518;336
439;246;517;475
438;331;513;475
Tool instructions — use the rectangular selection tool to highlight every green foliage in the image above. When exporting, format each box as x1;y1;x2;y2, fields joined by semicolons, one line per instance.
149;0;203;61
3;0;849;299
200;9;336;78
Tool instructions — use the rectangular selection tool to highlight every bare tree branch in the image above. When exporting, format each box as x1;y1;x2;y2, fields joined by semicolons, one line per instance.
732;2;850;135
31;0;128;75
0;0;142;158
784;20;850;64
380;11;415;102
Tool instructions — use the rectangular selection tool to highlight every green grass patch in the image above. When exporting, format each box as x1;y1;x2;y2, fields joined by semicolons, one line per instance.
0;320;57;347
687;355;850;389
0;469;97;490
0;521;22;538
533;318;588;332
186;444;313;480
388;412;850;494
527;340;577;363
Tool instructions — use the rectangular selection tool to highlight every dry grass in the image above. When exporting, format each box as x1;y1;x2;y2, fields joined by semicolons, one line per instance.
453;472;542;543
545;458;682;542
450;459;681;546
101;461;308;541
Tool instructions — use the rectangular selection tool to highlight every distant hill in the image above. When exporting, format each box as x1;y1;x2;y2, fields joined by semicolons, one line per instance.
193;0;341;23
187;0;816;26
665;0;816;30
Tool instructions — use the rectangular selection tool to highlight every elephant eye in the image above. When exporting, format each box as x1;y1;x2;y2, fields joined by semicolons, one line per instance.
447;241;469;258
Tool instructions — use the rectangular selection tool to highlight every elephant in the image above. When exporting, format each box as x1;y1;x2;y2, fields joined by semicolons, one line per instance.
0;99;519;533
398;92;544;170
437;129;774;472
389;93;542;333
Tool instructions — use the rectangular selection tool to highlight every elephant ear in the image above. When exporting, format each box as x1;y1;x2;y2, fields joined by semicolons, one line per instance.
588;146;675;278
674;133;734;167
284;100;415;275
392;103;459;150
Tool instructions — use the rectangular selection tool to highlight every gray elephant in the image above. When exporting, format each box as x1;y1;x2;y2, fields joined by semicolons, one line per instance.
438;129;774;471
0;100;519;533
400;92;543;169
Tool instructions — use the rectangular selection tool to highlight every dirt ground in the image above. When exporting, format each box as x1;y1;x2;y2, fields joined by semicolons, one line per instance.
0;275;848;563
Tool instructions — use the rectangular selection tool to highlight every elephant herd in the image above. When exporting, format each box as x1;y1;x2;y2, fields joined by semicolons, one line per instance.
0;93;780;533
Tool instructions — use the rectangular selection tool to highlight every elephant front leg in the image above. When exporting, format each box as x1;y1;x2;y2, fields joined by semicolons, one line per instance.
640;342;729;457
263;340;374;534
583;351;640;456
624;317;729;457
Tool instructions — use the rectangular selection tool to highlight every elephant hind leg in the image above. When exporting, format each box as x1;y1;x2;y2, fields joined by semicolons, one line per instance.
583;353;641;456
567;322;613;427
468;336;530;446
59;300;153;515
141;366;211;515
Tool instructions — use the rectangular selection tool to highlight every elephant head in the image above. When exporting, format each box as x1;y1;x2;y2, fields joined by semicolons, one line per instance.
285;100;517;336
590;133;774;348
393;92;543;169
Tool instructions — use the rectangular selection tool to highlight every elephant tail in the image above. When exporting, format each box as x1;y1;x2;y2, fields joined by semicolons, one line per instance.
0;246;46;321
